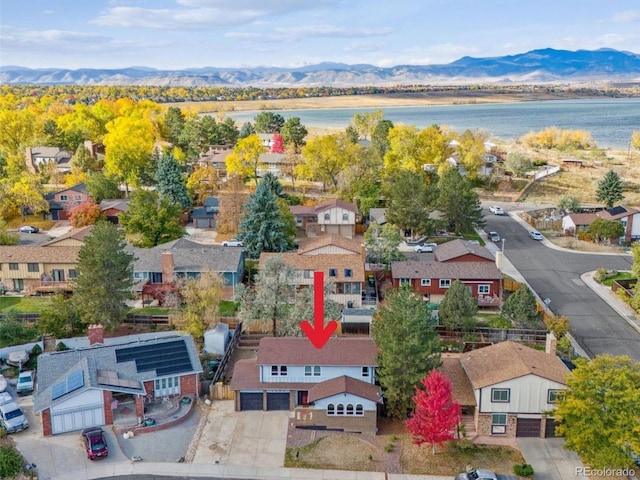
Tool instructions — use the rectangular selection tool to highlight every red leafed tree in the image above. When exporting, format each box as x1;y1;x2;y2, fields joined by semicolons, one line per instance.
69;201;104;227
271;132;285;153
405;369;461;454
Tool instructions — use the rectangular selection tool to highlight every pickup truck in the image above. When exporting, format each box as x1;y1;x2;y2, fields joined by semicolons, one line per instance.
0;392;29;434
489;206;504;215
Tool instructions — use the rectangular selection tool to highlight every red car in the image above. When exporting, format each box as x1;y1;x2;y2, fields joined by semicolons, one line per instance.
82;427;108;460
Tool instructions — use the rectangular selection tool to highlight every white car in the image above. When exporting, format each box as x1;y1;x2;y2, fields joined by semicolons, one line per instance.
529;230;543;241
489;206;504;215
222;239;243;247
18;225;40;233
488;231;500;242
455;468;498;480
414;243;437;253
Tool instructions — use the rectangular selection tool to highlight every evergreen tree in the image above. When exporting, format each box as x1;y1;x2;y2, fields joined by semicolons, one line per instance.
280;117;307;150
254;111;285;133
238;178;294;258
86;172;122;203
385;169;438;238
437;168;485;234
502;285;540;328
596;169;624;208
119;190;184;247
372;285;440;419
72;221;134;331
164;106;186;145
371;119;393;157
261;172;284;197
155;153;191;209
239;122;255;139
438;279;478;330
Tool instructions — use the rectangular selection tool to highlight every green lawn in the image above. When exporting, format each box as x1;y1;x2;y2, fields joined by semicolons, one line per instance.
0;296;53;313
601;271;635;287
220;300;238;317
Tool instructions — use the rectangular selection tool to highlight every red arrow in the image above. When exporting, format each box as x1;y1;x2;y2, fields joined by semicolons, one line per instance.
300;271;338;349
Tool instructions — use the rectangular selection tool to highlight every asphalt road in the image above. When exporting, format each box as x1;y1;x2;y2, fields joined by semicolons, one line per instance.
484;210;639;360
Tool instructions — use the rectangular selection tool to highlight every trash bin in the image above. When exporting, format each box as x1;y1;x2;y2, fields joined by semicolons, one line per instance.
368;275;375;287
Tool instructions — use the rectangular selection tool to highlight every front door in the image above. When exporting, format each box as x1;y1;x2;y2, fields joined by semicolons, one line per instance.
52;269;65;282
297;391;309;406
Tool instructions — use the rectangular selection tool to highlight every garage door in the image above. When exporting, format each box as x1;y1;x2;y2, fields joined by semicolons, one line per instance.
545;419;559;438
516;418;541;437
51;406;104;435
239;392;263;411
266;392;290;411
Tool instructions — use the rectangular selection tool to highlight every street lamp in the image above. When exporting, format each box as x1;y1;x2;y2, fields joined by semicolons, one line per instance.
501;238;505;254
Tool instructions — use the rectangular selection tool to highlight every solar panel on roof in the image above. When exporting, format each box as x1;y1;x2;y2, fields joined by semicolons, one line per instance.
115;339;193;376
51;383;66;401
51;370;85;401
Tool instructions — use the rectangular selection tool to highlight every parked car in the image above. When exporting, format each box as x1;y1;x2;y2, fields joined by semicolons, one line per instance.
82;427;109;460
16;370;34;396
489;206;504;215
222;239;243;247
0;397;29;434
0;374;6;393
18;225;39;233
414;243;437;253
454;468;498;480
488;231;501;242
529;230;544;241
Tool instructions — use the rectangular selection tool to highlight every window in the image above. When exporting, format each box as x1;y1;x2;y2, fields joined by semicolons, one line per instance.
68;269;78;279
420;278;431;286
399;278;411;286
60;194;68;201
324;213;330;221
344;269;352;278
342;213;348;221
327;404;335;415
346;404;354;415
271;366;287;376
27;263;39;273
548;389;564;404
9;263;18;271
361;367;369;377
491;388;510;403
355;404;364;416
328;268;337;277
336;404;344;415
439;279;451;288
304;366;321;377
303;270;313;279
478;284;490;295
491;413;507;434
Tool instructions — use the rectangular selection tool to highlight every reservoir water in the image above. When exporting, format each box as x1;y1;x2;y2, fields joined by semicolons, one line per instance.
223;98;640;150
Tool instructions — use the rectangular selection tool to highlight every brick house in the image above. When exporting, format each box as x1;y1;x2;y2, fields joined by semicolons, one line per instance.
45;183;92;221
230;337;381;434
33;325;203;435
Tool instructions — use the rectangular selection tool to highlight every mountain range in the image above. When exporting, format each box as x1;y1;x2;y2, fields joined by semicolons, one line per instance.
2;48;639;87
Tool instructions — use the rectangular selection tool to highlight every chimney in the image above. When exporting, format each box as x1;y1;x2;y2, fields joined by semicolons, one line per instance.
161;251;174;283
88;324;104;346
545;331;557;356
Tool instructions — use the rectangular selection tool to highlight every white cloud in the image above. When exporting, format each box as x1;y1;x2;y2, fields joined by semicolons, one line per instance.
279;24;393;38
608;10;640;23
41;10;55;15
343;41;385;53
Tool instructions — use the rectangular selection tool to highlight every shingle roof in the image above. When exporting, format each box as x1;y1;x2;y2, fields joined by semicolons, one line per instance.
440;354;476;406
260;252;365;282
230;358;315;391
460;341;569;388
30;147;71;158
597;205;638;220
434;239;495;262
257;337;377;366
391;260;501;280
297;235;363;255
100;198;130;212
315;199;359;214
34;335;203;413
42;225;94;246
0;246;80;263
290;205;316;216
308;375;382;403
565;213;597;226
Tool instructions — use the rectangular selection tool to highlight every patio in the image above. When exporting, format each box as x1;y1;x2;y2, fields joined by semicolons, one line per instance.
112;393;195;434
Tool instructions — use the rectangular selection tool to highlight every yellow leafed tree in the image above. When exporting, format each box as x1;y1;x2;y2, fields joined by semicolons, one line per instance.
225;134;265;186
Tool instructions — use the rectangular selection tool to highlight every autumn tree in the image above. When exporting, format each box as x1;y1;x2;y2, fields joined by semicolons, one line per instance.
364;221;404;268
503;152;532;177
596;169;624;208
385;169;438;238
271;132;285;153
373;285;441;419
280;117;308;150
72;143;102;174
350;110;384;140
225;134;266;186
383;124;454;176
557;195;581;213
502;285;540;328
254;111;285;133
178;270;224;341
454;129;488;180
155;153;191;209
438;280;478;331
216;175;248;235
336;143;383;218
555;355;640;469
0;175;49;221
69;201;104;227
631;131;640;152
187;164;219;205
0;219;19;246
85;172;122;204
72;221;134;331
300;133;357;191
406;370;461;454
437;168;485;235
119;190;184;247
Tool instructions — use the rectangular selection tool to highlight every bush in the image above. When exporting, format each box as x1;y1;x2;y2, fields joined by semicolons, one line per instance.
514;463;535;476
0;445;23;478
384;443;394;453
488;316;512;329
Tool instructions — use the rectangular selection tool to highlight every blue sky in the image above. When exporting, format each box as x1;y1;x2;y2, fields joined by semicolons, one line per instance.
1;0;639;69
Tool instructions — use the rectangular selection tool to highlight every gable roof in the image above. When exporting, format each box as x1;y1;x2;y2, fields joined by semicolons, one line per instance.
434;239;495;262
565;212;597;226
391;260;501;280
0;246;80;263
29;146;71;159
257;337;377;367
440;354;476;406
260;252;365;282
308;375;382;403
460;341;569;388
43;225;94;246
34;335;202;413
297;234;363;255
290;205;316;216
597;205;639;221
315;199;359;214
100;198;130;212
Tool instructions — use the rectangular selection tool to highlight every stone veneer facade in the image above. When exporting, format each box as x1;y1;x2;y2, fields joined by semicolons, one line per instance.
293;407;377;435
476;412;518;437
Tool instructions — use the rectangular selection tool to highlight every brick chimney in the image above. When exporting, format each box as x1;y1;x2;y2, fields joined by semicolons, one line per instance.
545;331;557;356
161;251;174;283
88;324;104;346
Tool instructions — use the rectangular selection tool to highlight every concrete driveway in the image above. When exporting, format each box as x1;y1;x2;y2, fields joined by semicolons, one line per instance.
192;400;290;468
517;438;583;480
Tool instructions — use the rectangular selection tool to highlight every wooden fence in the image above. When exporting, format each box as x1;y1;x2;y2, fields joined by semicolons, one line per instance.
438;325;548;345
210;321;243;384
209;383;235;400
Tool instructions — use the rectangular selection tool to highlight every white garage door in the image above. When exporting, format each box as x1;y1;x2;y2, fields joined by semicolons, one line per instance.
52;405;104;435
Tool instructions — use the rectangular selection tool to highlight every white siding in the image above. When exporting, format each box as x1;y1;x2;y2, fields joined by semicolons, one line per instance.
50;388;105;434
314;393;377;411
317;207;355;226
260;365;374;384
631;213;640;238
50;388;103;414
477;374;566;414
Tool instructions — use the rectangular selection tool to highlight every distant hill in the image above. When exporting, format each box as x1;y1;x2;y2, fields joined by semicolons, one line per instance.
2;48;639;87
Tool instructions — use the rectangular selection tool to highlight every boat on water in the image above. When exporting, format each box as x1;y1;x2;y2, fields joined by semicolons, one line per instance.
6;350;29;367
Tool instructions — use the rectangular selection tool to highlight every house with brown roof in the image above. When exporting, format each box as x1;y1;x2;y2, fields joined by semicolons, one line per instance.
100;198;129;224
561;213;598;236
434;239;495;263
196;144;234;174
45;183;92;221
42;225;94;247
596;205;640;242
230;337;381;434
390;259;502;306
291;199;359;238
25;146;72;174
442;339;569;438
